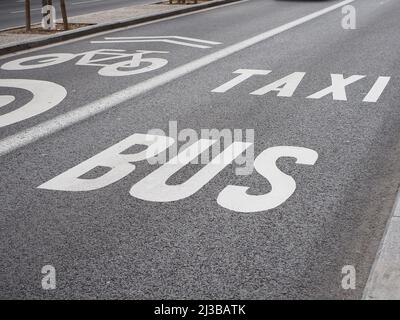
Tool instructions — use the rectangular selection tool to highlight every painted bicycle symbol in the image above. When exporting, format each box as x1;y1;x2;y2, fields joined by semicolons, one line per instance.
1;49;169;77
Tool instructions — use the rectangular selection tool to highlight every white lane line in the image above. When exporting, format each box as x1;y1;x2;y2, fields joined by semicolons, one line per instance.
92;36;222;49
0;0;355;156
363;189;400;299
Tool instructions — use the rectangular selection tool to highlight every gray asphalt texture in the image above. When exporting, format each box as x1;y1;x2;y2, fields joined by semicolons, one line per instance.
0;0;157;29
1;0;400;299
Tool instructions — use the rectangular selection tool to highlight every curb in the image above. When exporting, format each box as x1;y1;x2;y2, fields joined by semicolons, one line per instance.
362;184;400;300
0;0;240;56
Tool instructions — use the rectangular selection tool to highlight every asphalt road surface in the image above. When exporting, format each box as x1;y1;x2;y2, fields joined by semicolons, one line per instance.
1;0;400;299
0;0;157;29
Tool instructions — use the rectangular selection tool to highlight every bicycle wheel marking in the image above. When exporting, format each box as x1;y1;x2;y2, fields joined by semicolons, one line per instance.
0;95;16;109
1;54;75;70
1;50;169;77
0;79;67;128
98;57;169;77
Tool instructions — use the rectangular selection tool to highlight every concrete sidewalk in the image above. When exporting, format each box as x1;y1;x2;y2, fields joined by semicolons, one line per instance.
67;2;189;25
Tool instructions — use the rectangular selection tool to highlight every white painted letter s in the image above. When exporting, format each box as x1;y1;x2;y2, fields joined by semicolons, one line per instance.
217;146;318;213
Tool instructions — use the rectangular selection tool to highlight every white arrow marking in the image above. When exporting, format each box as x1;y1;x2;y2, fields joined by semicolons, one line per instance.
102;36;222;45
91;36;222;49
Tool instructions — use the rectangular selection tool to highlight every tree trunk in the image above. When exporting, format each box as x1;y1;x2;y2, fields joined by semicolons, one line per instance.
25;0;31;31
60;0;69;30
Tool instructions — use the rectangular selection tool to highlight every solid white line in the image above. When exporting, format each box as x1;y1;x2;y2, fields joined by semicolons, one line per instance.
363;190;400;299
0;0;355;156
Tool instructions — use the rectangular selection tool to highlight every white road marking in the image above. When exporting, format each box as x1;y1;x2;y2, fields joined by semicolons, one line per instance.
306;74;366;101
0;95;16;108
363;76;391;103
0;79;67;128
213;70;389;102
130;140;251;203
0;0;354;156
250;72;306;97
39;133;317;212
2;53;75;70
92;39;212;49
38;133;175;192
212;69;272;93
91;36;222;49
0;0;248;61
363;191;400;299
101;36;222;45
217;146;318;213
2;50;169;77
